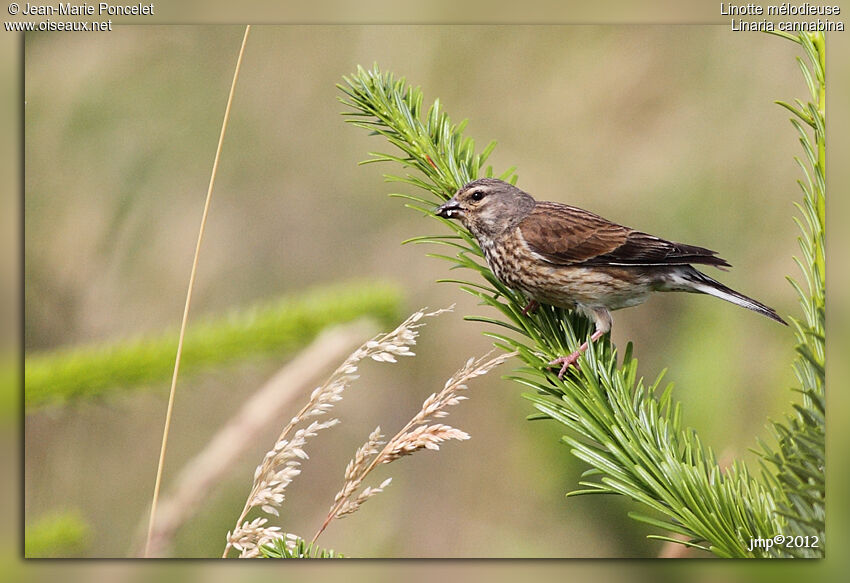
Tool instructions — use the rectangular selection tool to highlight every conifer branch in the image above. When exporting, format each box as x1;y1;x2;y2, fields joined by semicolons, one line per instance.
340;42;824;558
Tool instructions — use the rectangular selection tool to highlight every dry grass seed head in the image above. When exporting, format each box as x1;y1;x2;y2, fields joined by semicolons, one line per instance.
224;307;454;557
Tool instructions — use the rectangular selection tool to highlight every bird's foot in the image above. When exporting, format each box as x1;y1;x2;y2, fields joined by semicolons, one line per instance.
521;300;540;316
548;350;584;379
548;329;606;379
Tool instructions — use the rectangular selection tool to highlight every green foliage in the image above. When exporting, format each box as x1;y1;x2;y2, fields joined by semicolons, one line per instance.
261;537;343;559
25;511;90;558
340;48;823;558
24;279;402;411
758;31;825;557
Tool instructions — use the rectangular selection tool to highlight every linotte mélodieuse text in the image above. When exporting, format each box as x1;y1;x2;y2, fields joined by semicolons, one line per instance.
721;3;844;31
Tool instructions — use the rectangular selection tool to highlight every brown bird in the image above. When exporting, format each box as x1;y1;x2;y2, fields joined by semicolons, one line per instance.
435;178;786;378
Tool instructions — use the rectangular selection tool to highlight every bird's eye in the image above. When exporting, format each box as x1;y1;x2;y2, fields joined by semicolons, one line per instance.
470;190;485;202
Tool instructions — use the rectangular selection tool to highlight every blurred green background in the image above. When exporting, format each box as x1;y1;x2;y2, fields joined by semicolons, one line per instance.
23;25;809;558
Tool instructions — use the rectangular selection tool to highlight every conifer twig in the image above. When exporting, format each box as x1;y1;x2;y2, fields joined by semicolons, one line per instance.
338;56;818;557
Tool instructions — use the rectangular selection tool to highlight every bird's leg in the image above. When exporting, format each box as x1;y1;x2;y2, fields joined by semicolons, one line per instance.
548;329;606;378
548;307;612;379
521;300;540;316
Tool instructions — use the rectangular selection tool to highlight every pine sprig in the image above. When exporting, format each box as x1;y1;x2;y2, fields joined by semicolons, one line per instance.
261;535;342;558
339;49;820;557
24;279;402;410
757;31;825;558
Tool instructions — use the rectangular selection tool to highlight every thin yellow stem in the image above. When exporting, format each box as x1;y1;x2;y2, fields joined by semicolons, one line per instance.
144;24;251;558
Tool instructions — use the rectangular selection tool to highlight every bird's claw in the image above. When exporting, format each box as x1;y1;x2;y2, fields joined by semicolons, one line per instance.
521;300;539;316
548;351;582;379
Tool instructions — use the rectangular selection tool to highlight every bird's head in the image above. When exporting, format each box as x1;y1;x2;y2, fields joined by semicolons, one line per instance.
435;178;536;238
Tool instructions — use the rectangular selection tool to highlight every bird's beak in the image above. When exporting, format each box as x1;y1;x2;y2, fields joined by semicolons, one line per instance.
435;198;463;218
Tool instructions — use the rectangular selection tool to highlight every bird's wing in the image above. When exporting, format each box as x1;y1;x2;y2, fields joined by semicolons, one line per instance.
517;202;731;268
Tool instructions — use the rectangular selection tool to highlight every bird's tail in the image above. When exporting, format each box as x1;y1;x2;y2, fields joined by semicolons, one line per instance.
670;267;787;325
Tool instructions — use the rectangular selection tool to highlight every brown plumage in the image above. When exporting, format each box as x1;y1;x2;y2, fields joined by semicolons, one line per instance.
435;178;786;378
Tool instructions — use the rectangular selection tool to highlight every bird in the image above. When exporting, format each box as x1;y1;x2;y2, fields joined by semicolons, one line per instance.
434;178;786;379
